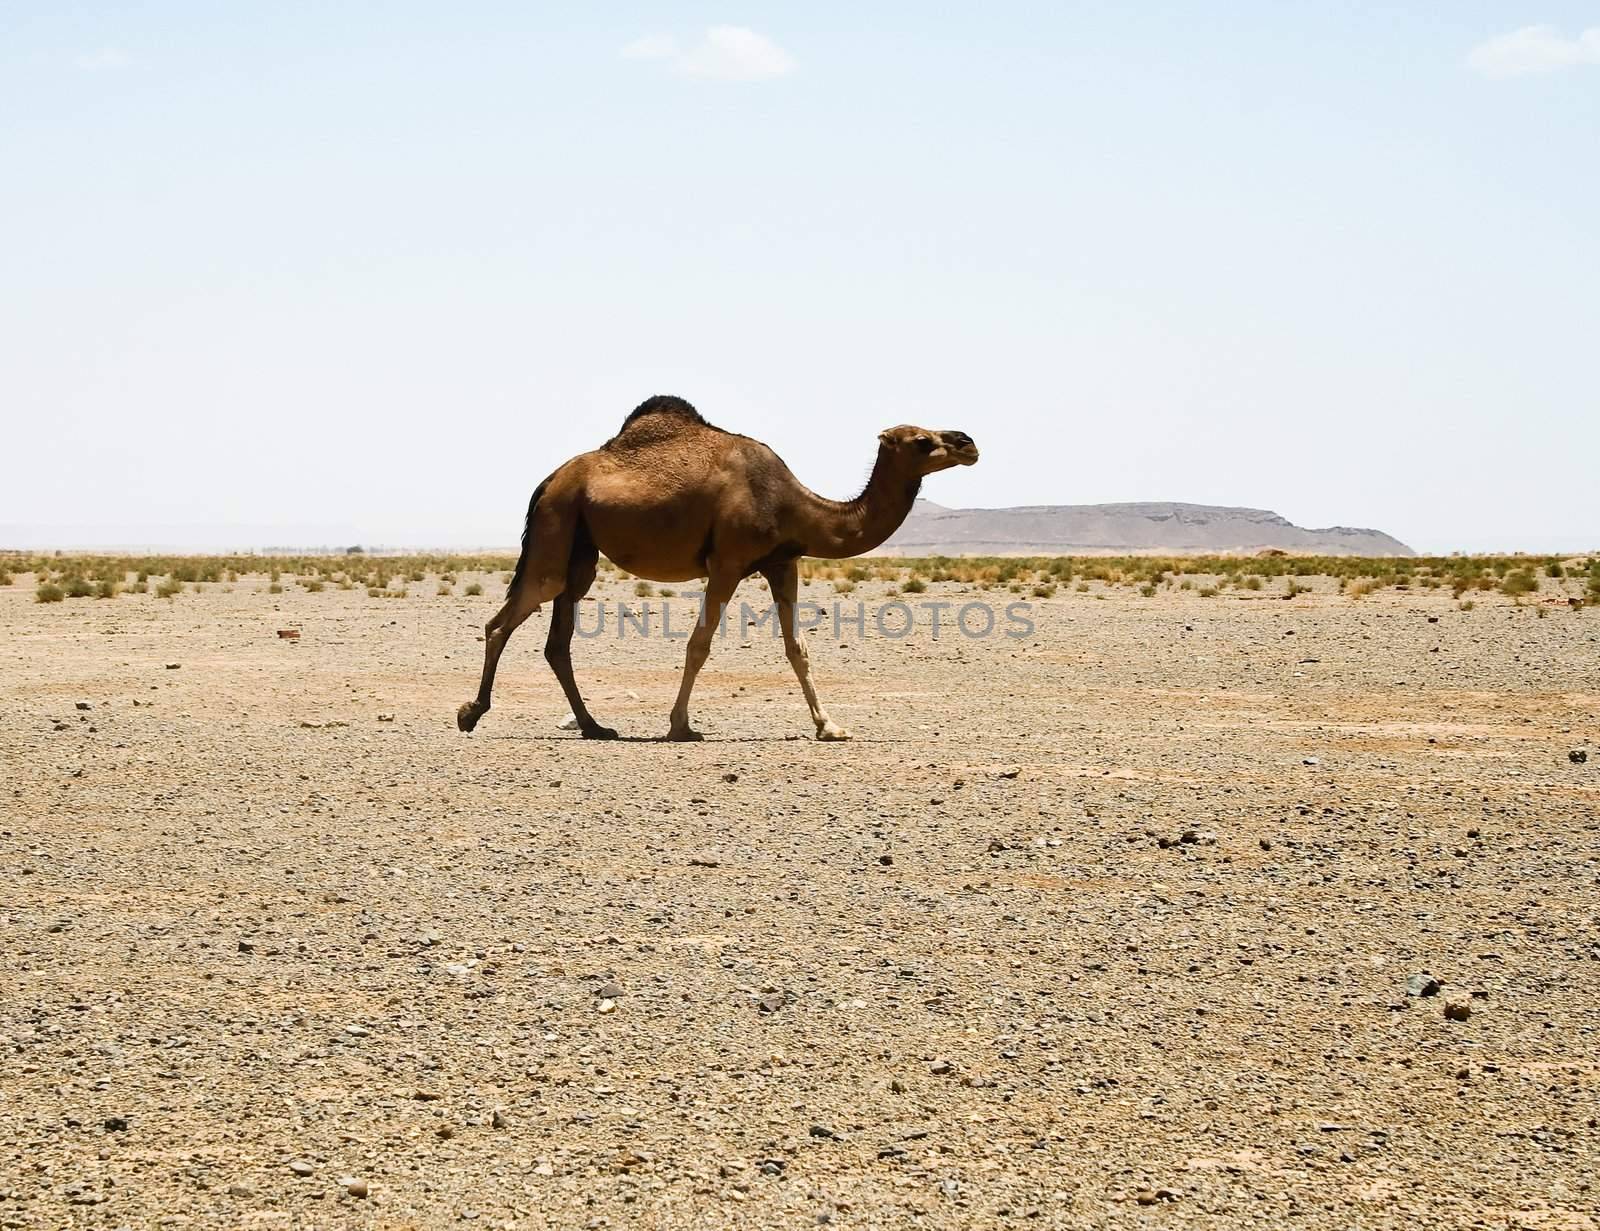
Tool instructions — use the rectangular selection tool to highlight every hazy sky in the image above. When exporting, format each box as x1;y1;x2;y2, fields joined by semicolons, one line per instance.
3;3;1597;554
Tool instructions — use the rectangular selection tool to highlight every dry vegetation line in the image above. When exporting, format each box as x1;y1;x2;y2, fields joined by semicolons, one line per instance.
2;556;1598;1228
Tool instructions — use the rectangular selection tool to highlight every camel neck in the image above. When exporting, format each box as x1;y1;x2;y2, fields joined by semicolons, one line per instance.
796;447;922;559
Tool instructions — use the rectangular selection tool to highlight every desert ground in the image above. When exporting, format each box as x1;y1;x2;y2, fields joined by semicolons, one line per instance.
3;563;1597;1230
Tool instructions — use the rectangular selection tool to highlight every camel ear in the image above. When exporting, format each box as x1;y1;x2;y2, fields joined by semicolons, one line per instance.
878;430;893;446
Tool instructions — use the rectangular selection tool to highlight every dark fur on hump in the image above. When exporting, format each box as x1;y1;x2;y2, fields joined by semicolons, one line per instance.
620;394;711;430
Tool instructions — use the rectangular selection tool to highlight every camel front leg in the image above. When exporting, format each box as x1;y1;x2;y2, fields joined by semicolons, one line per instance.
766;562;851;741
665;572;738;741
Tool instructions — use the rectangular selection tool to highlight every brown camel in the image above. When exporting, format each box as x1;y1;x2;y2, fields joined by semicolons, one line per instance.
456;395;979;741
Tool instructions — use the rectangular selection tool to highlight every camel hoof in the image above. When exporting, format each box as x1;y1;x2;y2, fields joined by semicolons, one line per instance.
456;702;486;733
581;723;619;740
664;727;705;742
817;723;853;742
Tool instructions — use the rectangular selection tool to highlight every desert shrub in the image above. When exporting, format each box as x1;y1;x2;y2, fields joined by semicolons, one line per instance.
1459;599;1475;611
1501;570;1538;599
465;582;483;596
64;577;93;598
0;571;12;586
634;580;655;597
902;577;927;594
36;582;64;603
1031;583;1056;597
367;587;382;597
268;583;283;594
1198;586;1219;598
303;579;325;592
128;580;148;593
94;580;117;599
833;579;856;594
1140;584;1156;597
1347;579;1377;600
408;569;425;582
437;583;452;596
155;578;182;598
1547;562;1565;578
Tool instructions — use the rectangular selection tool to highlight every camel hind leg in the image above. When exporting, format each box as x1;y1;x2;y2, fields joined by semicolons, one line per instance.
457;476;583;733
544;531;616;739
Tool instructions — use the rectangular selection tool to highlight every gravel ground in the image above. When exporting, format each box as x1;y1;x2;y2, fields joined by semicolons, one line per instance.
3;573;1598;1229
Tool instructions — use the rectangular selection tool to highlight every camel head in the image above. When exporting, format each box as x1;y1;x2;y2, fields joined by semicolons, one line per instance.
876;426;980;475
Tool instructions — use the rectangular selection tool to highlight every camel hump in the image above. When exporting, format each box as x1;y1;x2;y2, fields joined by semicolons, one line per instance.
620;394;708;430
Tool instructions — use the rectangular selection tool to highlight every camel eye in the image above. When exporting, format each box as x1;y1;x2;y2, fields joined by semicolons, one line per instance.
915;435;935;453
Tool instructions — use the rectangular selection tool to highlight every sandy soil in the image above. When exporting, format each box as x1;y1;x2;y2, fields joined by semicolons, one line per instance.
3;572;1597;1229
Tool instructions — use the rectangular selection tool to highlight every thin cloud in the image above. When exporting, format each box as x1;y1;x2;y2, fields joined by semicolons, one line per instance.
75;47;133;72
1466;25;1600;78
620;26;794;82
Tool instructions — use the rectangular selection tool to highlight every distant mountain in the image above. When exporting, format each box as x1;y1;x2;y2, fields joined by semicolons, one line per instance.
872;501;1414;557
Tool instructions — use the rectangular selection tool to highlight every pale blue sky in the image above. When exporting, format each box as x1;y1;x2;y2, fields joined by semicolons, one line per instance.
2;4;1596;553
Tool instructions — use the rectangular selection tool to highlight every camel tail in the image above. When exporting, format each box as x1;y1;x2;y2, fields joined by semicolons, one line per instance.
507;477;551;596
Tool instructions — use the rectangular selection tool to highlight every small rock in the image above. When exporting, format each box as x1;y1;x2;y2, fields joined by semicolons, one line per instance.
997;767;1021;779
597;998;618;1014
757;992;786;1013
228;1183;256;1197
722;772;739;783
341;1177;369;1198
878;853;894;866
377;712;395;722
102;1116;128;1132
165;663;181;669
75;702;91;711
598;980;624;999
1444;998;1473;1022
288;1160;314;1177
557;712;580;731
929;1059;954;1075
1405;973;1441;999
689;855;721;868
809;1124;839;1140
491;1109;507;1129
436;1123;456;1139
1302;756;1320;767
1571;749;1588;764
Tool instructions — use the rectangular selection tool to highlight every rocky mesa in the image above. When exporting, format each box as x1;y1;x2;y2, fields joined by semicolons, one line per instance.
872;500;1414;556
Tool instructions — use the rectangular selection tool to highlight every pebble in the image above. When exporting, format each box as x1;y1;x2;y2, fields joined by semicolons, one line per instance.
597;998;618;1014
288;1160;314;1177
689;855;721;868
1405;973;1441;999
1444;998;1473;1022
598;979;624;999
1302;757;1320;766
75;702;91;711
722;772;739;783
341;1176;369;1198
228;1183;256;1197
757;992;786;1013
491;1108;507;1129
1571;749;1588;764
929;1058;954;1075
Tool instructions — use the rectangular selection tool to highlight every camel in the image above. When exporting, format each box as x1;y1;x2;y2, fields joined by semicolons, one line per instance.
456;395;979;741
